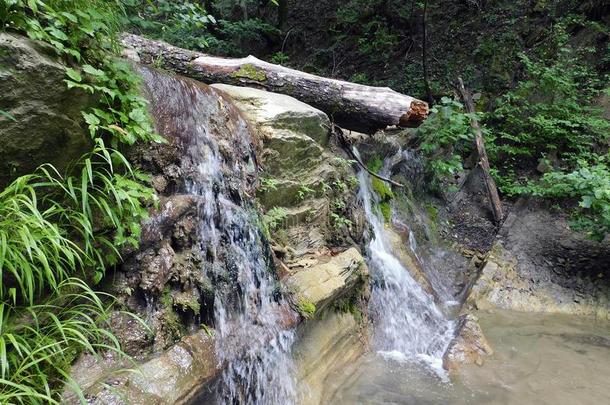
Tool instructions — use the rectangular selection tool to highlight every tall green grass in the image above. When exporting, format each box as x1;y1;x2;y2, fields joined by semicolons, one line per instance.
1;1;160;402
0;141;155;403
0;140;154;306
0;279;124;404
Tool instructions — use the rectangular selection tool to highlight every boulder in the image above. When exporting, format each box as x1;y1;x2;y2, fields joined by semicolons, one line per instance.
65;330;219;405
285;248;367;314
210;84;330;147
0;33;91;186
442;314;493;370
213;82;366;270
211;84;336;209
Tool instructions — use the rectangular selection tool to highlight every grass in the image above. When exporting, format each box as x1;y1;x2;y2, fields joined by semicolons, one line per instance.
0;278;135;404
0;142;155;402
1;1;160;402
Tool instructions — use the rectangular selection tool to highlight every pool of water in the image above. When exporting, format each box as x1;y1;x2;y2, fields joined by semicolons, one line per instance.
319;310;610;405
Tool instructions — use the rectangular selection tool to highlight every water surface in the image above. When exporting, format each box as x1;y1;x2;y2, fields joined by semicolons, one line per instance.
321;310;610;405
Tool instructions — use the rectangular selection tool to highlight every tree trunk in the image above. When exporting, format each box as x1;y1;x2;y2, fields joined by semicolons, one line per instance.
121;34;428;133
422;0;433;105
456;77;504;224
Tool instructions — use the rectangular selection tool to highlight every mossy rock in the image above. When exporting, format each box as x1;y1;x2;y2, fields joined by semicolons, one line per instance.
0;33;92;187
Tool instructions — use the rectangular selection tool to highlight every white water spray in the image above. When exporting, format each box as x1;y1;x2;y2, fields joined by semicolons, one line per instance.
139;67;297;404
357;154;454;378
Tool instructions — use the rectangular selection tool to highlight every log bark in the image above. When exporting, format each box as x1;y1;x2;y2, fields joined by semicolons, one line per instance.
457;77;504;224
121;34;428;133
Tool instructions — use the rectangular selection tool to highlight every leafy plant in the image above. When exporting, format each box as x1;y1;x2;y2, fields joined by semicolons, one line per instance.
485;48;610;193
330;212;353;230
533;157;610;242
1;1;159;402
263;207;288;232
259;177;279;192
296;183;315;201
270;51;290;65
415;96;474;188
123;0;216;51
124;1;280;57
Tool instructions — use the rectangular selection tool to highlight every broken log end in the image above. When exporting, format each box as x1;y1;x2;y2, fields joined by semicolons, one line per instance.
398;100;429;128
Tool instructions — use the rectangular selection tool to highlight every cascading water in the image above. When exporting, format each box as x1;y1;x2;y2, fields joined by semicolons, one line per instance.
356;151;454;376
139;66;296;404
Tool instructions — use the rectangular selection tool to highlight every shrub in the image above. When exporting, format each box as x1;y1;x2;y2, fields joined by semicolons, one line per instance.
485;49;610;194
534;157;610;242
415;97;474;189
1;1;159;402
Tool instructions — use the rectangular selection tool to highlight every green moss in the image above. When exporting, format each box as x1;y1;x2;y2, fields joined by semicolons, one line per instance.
232;63;267;82
367;156;395;223
380;201;392;223
296;297;316;319
160;287;185;336
367;157;383;173
332;294;363;323
424;203;439;222
371;177;394;200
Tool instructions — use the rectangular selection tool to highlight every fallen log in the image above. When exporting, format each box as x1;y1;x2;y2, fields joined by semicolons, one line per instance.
457;77;504;224
121;34;428;133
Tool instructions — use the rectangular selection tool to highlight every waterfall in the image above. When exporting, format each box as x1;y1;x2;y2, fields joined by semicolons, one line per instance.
356;152;454;377
139;67;297;404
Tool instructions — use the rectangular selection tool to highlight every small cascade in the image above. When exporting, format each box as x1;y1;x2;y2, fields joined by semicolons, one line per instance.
139;67;296;404
356;151;454;377
390;148;458;305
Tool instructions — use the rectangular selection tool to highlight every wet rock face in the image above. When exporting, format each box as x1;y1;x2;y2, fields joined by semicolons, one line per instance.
211;84;369;314
67;330;218;405
292;312;366;405
285;248;367;314
109;67;261;355
466;198;610;318
0;33;92;187
442;314;493;370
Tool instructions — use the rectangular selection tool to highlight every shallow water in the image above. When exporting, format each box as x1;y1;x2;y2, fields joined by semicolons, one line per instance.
321;310;610;405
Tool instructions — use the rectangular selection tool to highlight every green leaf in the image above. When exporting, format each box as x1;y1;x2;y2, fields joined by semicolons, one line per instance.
0;110;16;122
82;64;105;77
65;68;82;83
580;195;594;209
47;27;68;41
60;12;78;23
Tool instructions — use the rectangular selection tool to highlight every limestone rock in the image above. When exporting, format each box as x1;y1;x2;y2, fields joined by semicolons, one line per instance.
465;197;610;318
442;314;493;370
211;84;330;146
286;248;367;313
0;33;91;186
293;312;365;405
65;330;219;404
210;83;334;208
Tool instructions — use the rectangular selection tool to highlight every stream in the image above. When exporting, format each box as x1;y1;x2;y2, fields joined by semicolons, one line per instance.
357;163;455;377
319;309;610;405
311;163;610;404
139;68;609;405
